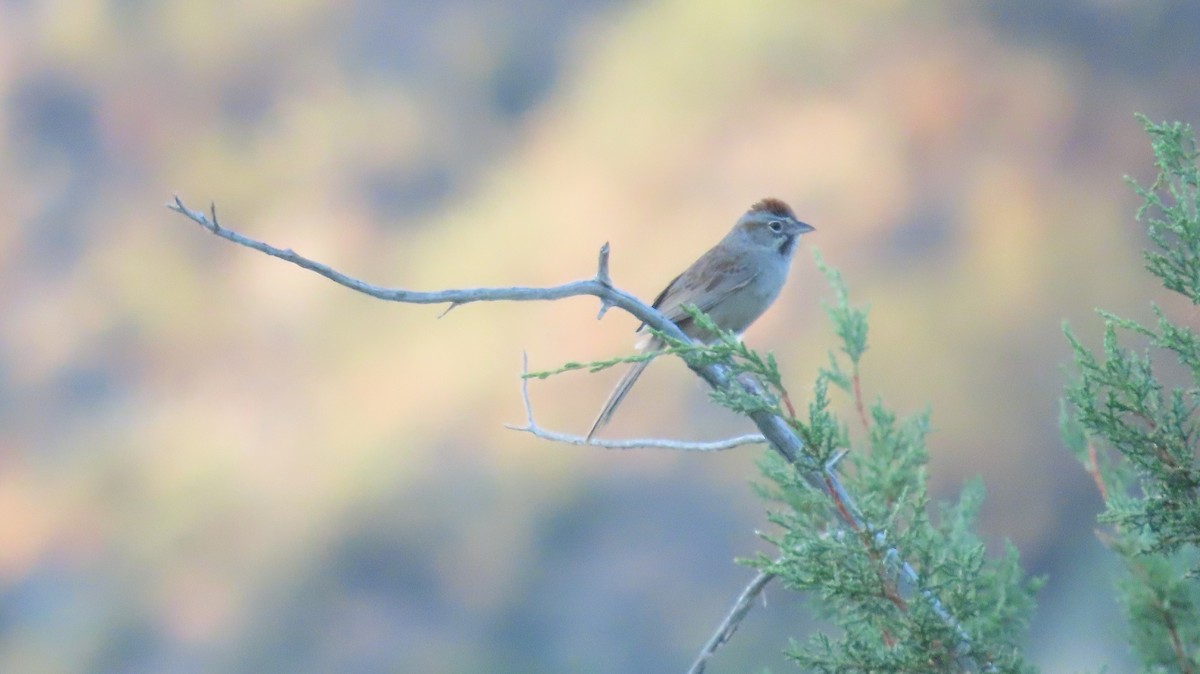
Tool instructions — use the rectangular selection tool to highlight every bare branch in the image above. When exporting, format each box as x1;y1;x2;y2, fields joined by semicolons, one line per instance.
687;568;777;674
507;353;766;451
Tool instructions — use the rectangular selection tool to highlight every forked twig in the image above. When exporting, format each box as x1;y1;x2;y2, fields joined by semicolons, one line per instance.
507;353;766;451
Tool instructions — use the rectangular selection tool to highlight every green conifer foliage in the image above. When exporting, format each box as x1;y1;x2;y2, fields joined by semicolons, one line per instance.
1064;117;1200;673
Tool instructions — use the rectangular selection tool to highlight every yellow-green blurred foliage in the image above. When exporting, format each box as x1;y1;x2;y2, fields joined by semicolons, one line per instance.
1;0;1196;671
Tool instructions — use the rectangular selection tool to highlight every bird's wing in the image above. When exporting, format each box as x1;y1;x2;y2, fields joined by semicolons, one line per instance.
641;252;759;329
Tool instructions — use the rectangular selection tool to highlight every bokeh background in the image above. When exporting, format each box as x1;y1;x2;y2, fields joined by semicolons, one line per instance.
3;0;1199;671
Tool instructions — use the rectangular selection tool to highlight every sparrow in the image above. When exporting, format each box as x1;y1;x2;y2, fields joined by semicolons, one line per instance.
587;198;814;439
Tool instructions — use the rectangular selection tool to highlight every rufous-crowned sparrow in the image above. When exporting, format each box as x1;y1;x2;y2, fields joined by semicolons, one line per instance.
588;198;815;439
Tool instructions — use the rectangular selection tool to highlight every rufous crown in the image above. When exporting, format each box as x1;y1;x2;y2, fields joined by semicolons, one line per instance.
749;198;796;219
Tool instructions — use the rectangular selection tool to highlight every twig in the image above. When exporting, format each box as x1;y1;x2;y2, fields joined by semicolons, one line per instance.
595;241;614;319
1086;441;1110;502
169;195;985;671
686;569;777;674
1086;440;1193;673
508;353;766;452
1161;598;1195;674
1124;554;1195;674
852;366;871;432
779;389;798;419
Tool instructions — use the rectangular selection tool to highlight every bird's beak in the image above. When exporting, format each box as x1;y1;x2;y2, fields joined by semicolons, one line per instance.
794;220;815;234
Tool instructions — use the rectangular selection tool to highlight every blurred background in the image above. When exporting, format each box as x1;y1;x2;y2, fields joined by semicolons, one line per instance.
2;0;1198;671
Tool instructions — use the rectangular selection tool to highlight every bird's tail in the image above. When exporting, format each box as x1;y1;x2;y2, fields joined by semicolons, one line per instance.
586;340;662;440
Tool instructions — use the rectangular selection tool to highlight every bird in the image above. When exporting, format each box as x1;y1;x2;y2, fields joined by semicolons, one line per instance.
587;198;815;439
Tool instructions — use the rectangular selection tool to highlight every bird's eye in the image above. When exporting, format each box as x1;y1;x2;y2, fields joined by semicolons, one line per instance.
768;220;784;233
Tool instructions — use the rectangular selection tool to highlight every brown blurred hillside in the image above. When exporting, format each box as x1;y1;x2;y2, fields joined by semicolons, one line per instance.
2;0;1198;671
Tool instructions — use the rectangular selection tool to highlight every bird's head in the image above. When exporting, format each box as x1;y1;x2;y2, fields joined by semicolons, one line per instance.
733;197;815;256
